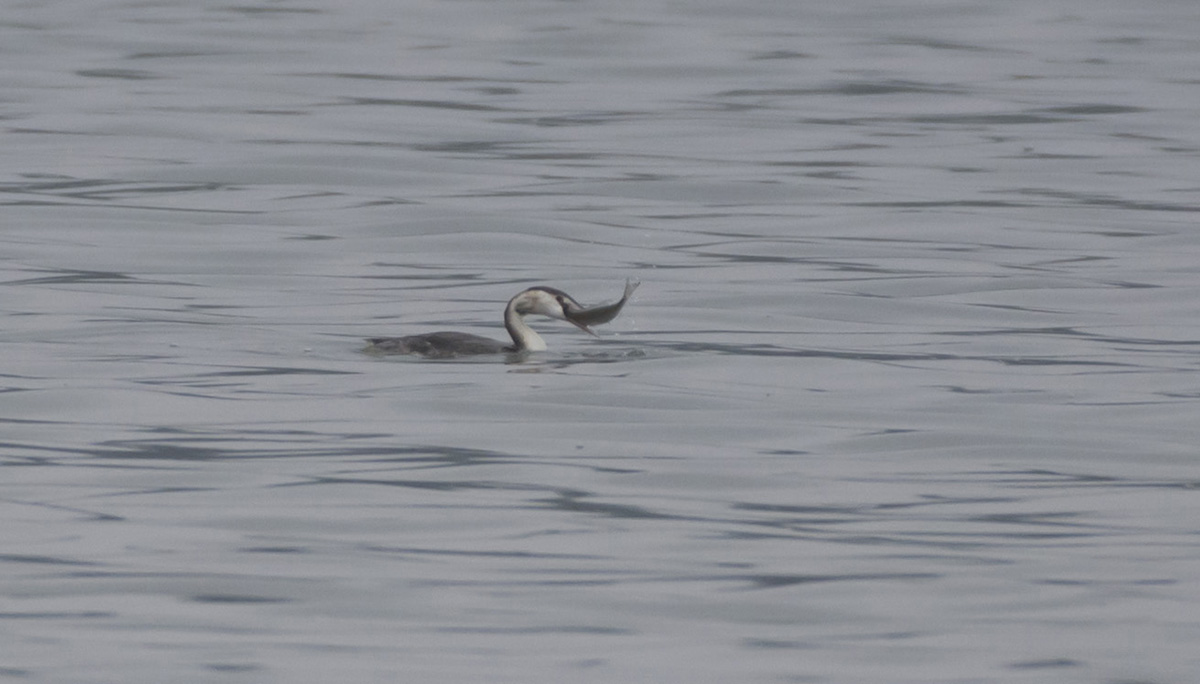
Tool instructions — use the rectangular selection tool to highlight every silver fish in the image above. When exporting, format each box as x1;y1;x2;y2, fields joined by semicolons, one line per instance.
565;279;639;329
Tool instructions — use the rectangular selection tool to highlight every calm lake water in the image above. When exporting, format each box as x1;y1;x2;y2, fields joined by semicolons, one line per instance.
3;0;1200;682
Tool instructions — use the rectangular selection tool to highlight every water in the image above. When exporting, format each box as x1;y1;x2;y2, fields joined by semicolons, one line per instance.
3;0;1200;682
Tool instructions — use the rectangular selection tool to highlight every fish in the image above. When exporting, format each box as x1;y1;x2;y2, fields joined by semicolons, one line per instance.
564;279;639;329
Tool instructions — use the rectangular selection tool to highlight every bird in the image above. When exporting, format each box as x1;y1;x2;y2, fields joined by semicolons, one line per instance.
364;285;596;359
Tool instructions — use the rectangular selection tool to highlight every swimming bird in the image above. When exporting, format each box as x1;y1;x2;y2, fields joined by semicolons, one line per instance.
365;285;596;359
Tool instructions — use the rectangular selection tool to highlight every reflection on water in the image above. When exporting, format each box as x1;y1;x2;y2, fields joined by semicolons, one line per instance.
4;0;1200;682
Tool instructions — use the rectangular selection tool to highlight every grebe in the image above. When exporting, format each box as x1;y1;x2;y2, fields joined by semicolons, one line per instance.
366;285;597;359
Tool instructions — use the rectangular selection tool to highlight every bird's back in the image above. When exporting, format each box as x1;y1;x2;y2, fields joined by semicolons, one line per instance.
365;332;511;359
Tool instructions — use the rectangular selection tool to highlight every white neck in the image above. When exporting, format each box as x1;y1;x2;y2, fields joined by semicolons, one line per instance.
504;306;546;351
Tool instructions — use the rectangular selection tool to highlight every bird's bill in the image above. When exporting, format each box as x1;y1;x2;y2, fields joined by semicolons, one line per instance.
564;315;598;337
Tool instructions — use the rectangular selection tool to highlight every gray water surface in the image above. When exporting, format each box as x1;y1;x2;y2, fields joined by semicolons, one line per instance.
3;1;1200;682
